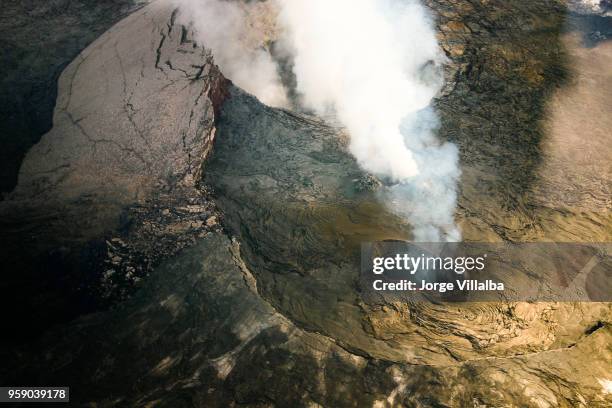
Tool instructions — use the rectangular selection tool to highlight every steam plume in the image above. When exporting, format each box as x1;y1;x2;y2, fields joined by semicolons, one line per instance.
172;0;289;107
276;0;460;241
174;0;461;241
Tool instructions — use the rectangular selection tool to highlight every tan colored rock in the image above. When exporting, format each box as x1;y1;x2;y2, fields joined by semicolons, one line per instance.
206;215;218;227
1;1;228;241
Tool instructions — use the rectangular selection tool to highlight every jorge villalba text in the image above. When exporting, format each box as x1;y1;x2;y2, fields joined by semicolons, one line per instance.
370;254;505;293
371;279;504;293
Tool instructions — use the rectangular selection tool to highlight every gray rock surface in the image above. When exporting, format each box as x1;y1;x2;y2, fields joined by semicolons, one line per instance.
5;2;225;237
0;0;149;193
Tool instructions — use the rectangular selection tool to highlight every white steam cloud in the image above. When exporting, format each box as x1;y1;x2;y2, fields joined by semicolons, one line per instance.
276;0;460;241
172;0;289;107
173;0;461;242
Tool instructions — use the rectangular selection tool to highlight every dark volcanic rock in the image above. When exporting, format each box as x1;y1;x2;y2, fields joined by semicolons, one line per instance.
4;231;611;407
204;85;611;369
1;233;400;407
426;0;611;242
